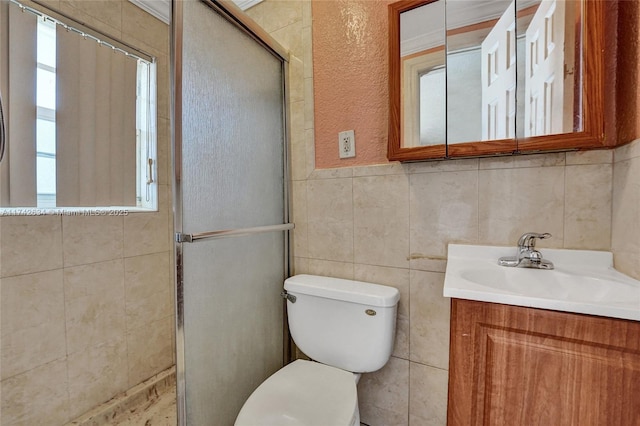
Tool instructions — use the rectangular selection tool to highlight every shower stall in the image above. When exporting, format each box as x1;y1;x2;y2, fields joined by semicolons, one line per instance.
172;0;292;424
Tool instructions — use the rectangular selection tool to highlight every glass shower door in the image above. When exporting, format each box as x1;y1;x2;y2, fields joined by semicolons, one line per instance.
173;1;290;424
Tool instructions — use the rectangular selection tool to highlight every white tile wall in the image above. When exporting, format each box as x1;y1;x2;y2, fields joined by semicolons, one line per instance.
612;139;640;280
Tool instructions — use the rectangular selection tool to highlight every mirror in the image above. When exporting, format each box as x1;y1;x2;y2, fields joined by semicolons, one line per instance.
0;0;158;210
389;0;446;160
446;0;516;146
516;0;581;138
400;0;445;148
388;0;606;162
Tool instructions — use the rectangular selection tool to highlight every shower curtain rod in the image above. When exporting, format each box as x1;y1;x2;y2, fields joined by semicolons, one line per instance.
10;0;154;63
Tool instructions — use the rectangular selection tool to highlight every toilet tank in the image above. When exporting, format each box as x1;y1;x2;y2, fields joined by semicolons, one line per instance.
284;274;400;373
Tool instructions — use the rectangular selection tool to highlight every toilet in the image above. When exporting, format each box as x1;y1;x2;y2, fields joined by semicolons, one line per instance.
235;274;400;426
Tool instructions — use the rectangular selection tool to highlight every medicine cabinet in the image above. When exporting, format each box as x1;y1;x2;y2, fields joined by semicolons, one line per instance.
388;0;607;161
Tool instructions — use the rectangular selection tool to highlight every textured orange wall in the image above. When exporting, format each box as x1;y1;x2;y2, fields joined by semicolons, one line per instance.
312;0;394;168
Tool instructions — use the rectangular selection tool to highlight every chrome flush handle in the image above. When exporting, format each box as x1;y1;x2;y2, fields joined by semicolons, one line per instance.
281;291;296;303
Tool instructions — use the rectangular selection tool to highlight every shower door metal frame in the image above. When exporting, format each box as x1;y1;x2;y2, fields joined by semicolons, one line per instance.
171;1;292;424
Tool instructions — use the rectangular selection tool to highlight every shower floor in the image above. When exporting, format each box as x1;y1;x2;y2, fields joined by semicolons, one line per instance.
103;380;366;426
67;367;176;426
112;386;176;425
110;389;369;426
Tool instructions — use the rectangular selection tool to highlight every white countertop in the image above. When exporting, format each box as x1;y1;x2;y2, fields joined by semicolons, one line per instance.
443;244;640;321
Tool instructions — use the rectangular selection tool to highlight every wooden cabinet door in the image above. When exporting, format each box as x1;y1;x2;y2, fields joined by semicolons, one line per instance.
448;299;640;426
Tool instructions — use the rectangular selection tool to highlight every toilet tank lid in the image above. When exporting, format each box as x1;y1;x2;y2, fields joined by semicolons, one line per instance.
284;274;400;307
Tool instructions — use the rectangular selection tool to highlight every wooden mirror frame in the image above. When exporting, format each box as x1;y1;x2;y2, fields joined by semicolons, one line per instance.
388;0;608;162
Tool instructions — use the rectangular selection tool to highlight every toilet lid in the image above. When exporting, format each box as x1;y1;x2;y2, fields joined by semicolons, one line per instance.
235;359;358;426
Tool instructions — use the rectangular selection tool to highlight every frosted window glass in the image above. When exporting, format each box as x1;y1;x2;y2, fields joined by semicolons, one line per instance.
36;156;56;195
36;68;56;110
37;19;56;68
37;119;56;154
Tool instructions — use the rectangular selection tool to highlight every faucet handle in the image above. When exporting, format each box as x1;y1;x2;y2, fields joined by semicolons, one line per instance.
517;232;551;249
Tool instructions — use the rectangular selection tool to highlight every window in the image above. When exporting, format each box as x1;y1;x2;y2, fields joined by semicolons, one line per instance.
36;17;56;208
1;0;157;210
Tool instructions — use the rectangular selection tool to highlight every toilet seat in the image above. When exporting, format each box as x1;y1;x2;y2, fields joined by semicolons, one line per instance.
235;359;358;426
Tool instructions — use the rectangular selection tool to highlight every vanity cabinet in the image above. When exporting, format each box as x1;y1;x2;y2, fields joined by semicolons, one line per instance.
447;299;640;425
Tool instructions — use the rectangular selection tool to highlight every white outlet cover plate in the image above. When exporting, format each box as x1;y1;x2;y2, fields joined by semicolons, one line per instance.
338;130;356;159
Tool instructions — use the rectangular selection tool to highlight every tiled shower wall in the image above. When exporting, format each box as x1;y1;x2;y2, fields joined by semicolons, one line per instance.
0;1;174;424
612;139;640;281
248;1;631;425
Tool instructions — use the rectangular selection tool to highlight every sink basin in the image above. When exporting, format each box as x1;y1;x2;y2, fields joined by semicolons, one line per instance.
444;244;640;321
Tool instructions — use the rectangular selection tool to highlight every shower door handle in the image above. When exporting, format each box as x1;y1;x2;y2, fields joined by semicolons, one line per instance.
0;90;6;163
176;223;294;243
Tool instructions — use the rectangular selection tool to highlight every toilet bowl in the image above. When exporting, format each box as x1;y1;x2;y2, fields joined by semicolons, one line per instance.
235;360;359;426
234;274;400;426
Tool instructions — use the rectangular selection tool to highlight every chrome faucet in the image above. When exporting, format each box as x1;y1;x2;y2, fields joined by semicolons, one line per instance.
498;232;554;270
